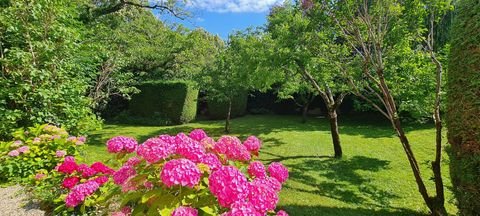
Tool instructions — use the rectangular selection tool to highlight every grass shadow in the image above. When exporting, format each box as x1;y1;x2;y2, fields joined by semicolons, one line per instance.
280;205;426;216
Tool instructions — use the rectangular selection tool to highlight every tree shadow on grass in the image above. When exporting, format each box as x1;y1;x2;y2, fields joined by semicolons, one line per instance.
280;205;425;216
274;155;397;208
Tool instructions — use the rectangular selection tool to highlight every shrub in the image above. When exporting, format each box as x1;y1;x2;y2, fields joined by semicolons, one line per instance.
129;81;198;124
447;0;480;214
0;124;85;182
207;91;248;119
59;129;290;215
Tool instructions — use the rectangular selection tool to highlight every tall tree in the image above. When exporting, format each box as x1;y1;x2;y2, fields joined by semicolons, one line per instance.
266;3;350;158
321;0;451;214
447;0;480;214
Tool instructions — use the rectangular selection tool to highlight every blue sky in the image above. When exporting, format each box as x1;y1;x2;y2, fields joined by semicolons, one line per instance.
158;0;285;39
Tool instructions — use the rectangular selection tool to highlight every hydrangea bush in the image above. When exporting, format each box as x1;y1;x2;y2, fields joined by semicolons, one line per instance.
0;124;85;181
60;129;290;215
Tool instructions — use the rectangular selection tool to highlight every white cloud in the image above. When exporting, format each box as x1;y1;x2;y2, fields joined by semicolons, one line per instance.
187;0;284;13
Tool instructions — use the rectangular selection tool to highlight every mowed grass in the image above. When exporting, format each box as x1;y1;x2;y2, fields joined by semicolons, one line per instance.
83;114;458;215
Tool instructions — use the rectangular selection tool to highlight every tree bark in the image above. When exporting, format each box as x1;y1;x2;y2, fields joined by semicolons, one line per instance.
328;108;342;158
224;99;232;133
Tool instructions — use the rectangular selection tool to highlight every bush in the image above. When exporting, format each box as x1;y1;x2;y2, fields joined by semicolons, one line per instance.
56;129;290;215
0;124;84;182
207;91;248;119
447;0;480;214
129;81;198;124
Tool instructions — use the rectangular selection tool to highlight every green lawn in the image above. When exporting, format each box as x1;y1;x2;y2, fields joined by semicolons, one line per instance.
84;114;457;215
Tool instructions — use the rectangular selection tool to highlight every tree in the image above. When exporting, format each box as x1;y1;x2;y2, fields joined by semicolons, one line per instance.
266;3;350;158
447;0;480;214
321;0;451;214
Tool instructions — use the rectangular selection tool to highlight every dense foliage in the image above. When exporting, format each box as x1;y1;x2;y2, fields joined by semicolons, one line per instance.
129;81;199;124
207;91;249;120
0;124;84;182
447;0;480;214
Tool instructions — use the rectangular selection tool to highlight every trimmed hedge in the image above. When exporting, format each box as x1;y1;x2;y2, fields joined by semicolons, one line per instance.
446;0;480;215
207;91;248;120
129;81;198;124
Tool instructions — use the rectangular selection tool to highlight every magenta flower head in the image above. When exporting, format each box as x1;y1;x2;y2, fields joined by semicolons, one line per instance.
175;134;206;163
106;136;138;153
90;162;114;175
200;137;216;150
34;173;46;180
137;138;175;163
8;150;19;157
215;136;251;161
208;166;249;208
65;180;100;208
243;136;262;153
247;178;280;214
77;136;87;143
78;164;97;178
189;129;208;141
200;153;222;171
113;165;136;185
247;161;266;179
161;159;201;188
56;150;67;157
268;162;289;184
125;157;141;166
58;159;79;174
62;176;80;189
222;201;262;216
277;210;289;216
94;176;109;185
18;146;29;153
172;206;198;216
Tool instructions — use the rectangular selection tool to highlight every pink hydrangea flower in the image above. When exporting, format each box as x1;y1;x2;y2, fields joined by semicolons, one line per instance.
125;157;141;166
277;210;289;216
137;138;175;163
78;164;97;178
11;140;22;148
78;136;87;143
200;153;222;171
243;136;262;153
172;206;198;216
121;178;138;192
107;136;138;153
112;207;132;216
247;161;266;179
18;146;29;153
222;202;262;216
58;160;79;174
175;133;206;163
209;166;249;207
144;181;154;189
160;159;201;188
34;173;46;180
113;165;136;185
62;176;80;189
189;129;208;141
65;180;100;207
91;162;115;175
8;150;19;157
94;176;109;185
268;162;289;184
265;177;282;192
67;136;76;142
247;178;279;214
56;150;67;157
64;156;75;162
32;137;41;144
214;136;251;161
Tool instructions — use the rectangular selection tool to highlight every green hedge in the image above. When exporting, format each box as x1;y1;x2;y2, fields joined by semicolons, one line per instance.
446;0;480;215
129;81;198;124
207;91;248;120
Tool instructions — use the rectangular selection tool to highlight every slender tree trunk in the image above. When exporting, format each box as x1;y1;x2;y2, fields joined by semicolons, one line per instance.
301;102;309;123
328;108;342;158
224;99;232;133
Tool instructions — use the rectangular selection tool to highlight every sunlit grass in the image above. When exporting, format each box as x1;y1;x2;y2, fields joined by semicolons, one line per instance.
84;114;457;215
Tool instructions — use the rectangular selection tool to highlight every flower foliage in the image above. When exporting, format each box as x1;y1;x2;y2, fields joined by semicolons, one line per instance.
0;124;84;181
62;129;290;215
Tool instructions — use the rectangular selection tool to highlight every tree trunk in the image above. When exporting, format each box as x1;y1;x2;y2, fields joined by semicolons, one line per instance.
301;103;309;123
224;99;232;134
328;109;342;158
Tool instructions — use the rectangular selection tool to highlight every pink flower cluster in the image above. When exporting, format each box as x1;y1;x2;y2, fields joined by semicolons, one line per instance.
172;206;198;216
214;136;251;161
160;159;201;188
243;136;262;154
268;162;289;184
189;129;208;141
136;138;175;163
56;157;114;207
209;166;249;207
7;145;29;157
107;136;138;153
